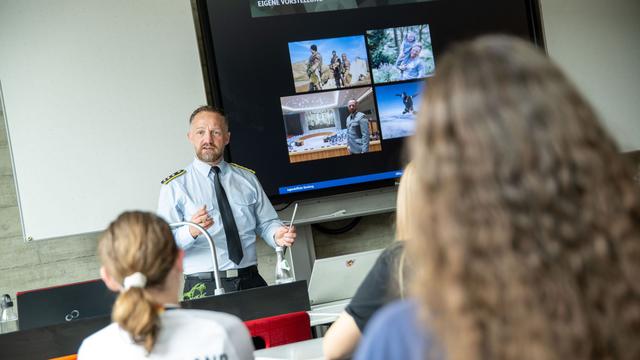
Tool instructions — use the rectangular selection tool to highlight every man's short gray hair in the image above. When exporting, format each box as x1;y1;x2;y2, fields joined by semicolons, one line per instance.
189;105;228;130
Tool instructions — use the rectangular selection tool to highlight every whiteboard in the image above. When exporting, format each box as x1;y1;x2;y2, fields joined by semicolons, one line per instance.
0;0;207;240
540;0;640;151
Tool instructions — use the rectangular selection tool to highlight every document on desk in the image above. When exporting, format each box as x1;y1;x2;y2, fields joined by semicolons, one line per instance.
254;338;324;360
308;298;351;327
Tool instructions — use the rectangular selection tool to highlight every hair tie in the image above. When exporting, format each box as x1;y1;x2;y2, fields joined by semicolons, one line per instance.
123;272;147;290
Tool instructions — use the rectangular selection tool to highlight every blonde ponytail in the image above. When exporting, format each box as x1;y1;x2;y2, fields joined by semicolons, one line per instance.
112;288;161;353
99;211;178;354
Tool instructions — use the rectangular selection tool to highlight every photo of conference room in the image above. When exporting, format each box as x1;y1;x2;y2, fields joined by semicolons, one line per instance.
281;87;382;163
288;35;372;93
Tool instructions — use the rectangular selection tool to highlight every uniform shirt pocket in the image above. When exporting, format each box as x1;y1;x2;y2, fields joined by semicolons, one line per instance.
230;193;257;207
228;190;257;228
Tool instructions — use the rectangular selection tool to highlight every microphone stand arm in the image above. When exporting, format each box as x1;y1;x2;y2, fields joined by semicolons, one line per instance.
169;221;225;295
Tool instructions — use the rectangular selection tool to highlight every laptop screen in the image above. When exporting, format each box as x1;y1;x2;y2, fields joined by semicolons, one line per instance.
308;249;383;305
17;279;116;331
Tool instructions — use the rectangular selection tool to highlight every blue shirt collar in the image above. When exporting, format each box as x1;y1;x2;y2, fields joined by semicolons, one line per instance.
192;157;229;178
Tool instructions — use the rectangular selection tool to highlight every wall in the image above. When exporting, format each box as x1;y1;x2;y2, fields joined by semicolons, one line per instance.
0;0;206;241
312;214;395;258
540;0;640;151
0;107;102;304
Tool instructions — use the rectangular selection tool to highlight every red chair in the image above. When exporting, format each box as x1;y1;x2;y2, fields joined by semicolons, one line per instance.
244;311;312;349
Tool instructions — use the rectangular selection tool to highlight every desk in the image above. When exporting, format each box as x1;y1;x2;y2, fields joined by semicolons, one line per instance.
182;280;310;321
0;283;309;359
307;299;349;327
254;338;323;360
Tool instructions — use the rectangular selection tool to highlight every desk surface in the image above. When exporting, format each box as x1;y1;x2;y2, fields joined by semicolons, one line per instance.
254;299;348;359
308;299;349;327
254;338;324;360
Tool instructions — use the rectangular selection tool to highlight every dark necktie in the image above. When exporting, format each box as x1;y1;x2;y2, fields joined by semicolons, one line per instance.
212;166;243;265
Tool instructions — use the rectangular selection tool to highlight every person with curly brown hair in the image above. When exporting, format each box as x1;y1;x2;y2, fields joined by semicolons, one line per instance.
355;35;640;360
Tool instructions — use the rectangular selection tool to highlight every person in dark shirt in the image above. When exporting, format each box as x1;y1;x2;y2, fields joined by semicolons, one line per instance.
343;241;406;330
322;163;416;360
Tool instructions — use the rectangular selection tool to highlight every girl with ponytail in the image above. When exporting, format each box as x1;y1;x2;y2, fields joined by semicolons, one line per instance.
78;211;254;359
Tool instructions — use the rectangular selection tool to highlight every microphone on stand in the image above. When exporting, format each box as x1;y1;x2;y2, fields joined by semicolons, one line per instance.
169;221;225;296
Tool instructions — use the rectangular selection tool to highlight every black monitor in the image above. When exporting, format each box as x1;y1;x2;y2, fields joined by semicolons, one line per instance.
16;279;116;331
196;0;544;204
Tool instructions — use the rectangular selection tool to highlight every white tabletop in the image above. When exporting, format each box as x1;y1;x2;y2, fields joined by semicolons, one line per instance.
254;337;324;360
307;299;350;326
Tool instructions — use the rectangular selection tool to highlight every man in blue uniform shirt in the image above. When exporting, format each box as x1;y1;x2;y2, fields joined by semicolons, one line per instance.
158;106;296;296
345;99;370;154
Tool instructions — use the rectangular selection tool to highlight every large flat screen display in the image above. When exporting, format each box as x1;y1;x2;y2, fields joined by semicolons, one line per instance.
198;0;543;203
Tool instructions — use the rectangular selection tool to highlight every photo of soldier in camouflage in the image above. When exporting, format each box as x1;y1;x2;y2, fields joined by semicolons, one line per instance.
307;44;323;91
341;53;352;87
329;50;343;89
288;35;371;94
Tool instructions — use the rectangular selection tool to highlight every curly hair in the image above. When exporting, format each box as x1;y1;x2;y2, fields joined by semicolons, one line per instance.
409;35;640;360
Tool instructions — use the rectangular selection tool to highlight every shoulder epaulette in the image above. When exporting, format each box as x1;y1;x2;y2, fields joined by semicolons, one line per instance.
230;163;255;174
161;169;186;185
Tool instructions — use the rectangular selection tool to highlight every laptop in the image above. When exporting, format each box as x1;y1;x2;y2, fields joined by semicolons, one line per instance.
307;249;383;306
17;279;116;331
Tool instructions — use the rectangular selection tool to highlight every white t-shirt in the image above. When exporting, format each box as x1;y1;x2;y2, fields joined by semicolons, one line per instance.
78;308;254;359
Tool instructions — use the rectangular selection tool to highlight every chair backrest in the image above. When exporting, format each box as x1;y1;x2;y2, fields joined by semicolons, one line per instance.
244;311;311;349
49;355;77;360
17;279;116;330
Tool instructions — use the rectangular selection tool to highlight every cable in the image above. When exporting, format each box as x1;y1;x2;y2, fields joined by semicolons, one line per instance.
274;201;294;212
312;217;362;235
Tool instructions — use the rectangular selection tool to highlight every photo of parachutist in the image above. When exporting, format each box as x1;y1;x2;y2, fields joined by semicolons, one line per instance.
395;92;419;114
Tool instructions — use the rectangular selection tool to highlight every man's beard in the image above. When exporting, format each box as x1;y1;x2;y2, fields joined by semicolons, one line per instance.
197;146;223;163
